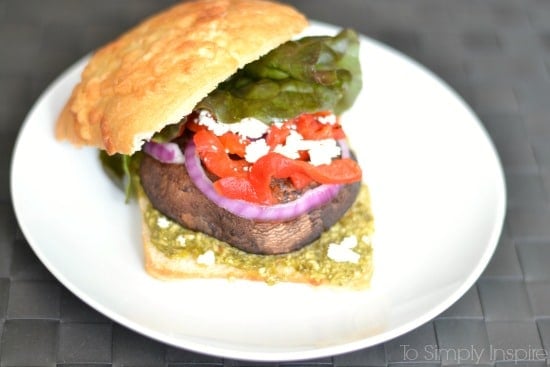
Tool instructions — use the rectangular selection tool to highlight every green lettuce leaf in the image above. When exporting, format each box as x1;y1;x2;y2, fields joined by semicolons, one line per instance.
99;151;142;202
196;29;362;123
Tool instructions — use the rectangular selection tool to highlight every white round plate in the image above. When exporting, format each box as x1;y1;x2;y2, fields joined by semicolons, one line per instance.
11;21;505;361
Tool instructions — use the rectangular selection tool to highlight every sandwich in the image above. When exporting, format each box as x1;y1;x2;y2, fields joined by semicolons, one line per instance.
55;0;374;288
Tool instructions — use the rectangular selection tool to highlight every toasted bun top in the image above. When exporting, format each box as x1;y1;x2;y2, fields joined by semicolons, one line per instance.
55;0;308;155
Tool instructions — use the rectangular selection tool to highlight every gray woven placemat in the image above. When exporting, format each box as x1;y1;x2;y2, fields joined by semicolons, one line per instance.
1;1;550;366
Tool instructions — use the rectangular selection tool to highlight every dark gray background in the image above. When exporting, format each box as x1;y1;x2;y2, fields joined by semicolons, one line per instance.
1;1;550;366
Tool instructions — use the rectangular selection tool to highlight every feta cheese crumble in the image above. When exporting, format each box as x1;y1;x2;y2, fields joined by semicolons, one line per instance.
196;110;268;139
230;117;269;139
197;110;229;136
273;130;303;160
317;113;337;125
327;235;360;263
307;139;342;166
245;138;270;163
197;249;216;266
274;130;341;166
176;235;187;247
156;216;170;229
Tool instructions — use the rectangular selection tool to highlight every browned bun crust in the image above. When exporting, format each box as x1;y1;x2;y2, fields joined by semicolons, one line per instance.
55;0;308;155
139;146;361;255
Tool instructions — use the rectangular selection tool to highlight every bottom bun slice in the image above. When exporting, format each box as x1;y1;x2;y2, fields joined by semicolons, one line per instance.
137;179;375;289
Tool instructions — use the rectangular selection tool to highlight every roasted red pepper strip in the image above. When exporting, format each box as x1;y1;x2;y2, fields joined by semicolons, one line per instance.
289;171;313;189
294;112;346;140
213;176;261;203
187;121;248;158
254;152;361;185
265;122;291;149
193;129;250;178
215;152;362;204
219;132;249;158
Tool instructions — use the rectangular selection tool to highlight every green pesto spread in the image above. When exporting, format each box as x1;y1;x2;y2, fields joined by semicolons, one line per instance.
144;184;375;287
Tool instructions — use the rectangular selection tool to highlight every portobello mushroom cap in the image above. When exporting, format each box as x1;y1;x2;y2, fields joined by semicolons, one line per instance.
139;139;361;255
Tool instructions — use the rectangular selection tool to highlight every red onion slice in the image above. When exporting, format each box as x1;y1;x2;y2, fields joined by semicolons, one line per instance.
184;139;352;222
143;141;185;164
